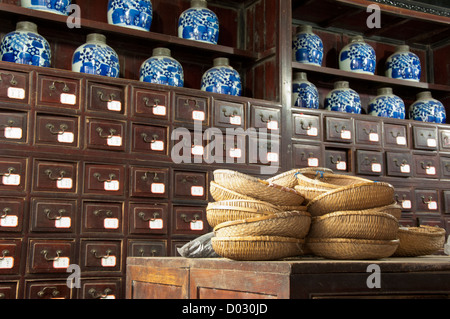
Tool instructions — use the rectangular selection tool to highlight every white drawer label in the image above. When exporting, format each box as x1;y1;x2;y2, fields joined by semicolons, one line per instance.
104;180;119;191
336;161;347;171
1;215;18;227
7;87;25;99
190;220;204;231
55;217;71;229
53;257;70;269
230;115;241;126
2;174;20;186
369;132;379;142
0;256;14;269
153;105;166;116
4;127;22;139
371;163;382;173
60;93;76;105
308;158;319;167
57;178;73;189
428;201;438;210
107;100;121;111
401;200;411;209
151;183;165;194
267;152;279;163
307;127;318;136
396;136;406;145
427;138;437;147
57;132;74;144
229;148;242;158
151;140;164;151
341;130;351;140
149;218;163;230
101;255;116;267
267;120;278;130
107;135;122;147
191;186;204;197
400;164;410;174
192;110;205;121
426;166;436;175
191;145;204;156
104;218;119;229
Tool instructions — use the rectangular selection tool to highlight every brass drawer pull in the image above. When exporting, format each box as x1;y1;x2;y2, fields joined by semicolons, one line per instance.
141;171;159;181
89;288;112;299
420;161;433;170
300;120;312;131
0;249;10;260
141;133;159;143
259;113;273;123
93;173;116;182
0;167;15;177
48;81;69;94
180;213;200;223
393;158;408;167
143;97;160;108
421;195;434;204
44;169;66;181
90;249;112;259
138;211;160;222
41;249;62;261
184;98;200;108
1;207;11;218
46;123;68;135
44;208;65;220
334;124;346;133
0;72;18;85
93;209;113;217
97;91;116;102
222;109;238;117
96;127;116;138
138;248;157;257
329;155;342;164
181;176;198;184
37;287;60;298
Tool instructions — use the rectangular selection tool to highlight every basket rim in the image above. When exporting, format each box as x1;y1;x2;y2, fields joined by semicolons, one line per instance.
307;238;400;245
207;199;281;210
212;235;304;243
209;181;257;200
296;171;372;188
398;225;446;237
311;209;399;222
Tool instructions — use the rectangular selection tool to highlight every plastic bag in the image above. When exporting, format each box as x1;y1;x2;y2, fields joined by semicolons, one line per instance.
177;232;220;258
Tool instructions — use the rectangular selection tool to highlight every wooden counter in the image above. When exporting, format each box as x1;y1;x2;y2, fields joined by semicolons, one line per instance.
126;256;450;299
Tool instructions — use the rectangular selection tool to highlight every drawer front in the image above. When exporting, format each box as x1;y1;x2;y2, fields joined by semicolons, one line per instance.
26;281;71;299
384;123;408;148
325;117;353;143
356;150;384;176
128;240;167;257
385;152;413;177
87;118;126;151
444;191;450;214
172;129;206;161
293;114;320;140
130;167;169;198
250;105;281;134
30;198;76;233
0;70;29;104
81;279;122;299
33;160;78;193
133;88;169;121
81;240;122;272
84;164;125;196
441;157;450;178
248;136;280;165
0;239;22;275
37;75;80;109
413;126;438;150
131;123;168;156
439;129;450;151
174;171;207;201
174;94;209;125
82;201;123;234
394;188;414;212
213;100;245;128
355;120;381;145
35;114;79;147
415;190;439;213
0;282;18;299
0;198;24;233
325;149;349;172
129;203;168;235
172;206;208;235
0;111;28;144
0;157;27;192
87;83;126;115
414;155;439;179
212;133;246;164
28;240;75;274
292;144;322;169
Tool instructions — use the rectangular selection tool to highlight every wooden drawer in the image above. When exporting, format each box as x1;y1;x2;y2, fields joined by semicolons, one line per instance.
0;70;29;105
82;201;123;234
172;128;206;162
413;126;438;151
0;239;22;275
174;171;207;201
0;282;18;299
355;120;381;146
439;129;450;151
248;136;280;165
213;100;245;129
292;144;322;168
385;152;413;177
80;279;122;299
443;191;450;214
293;114;320;140
325;117;353;143
37;74;80;110
210;133;246;164
415;189;440;213
384;123;408;148
80;240;122;273
172;206;208;235
87;82;126;115
28;240;75;274
33;160;78;193
128;240;167;257
0;111;28;144
130;167;169;198
86;118;126;152
441;157;450;179
133;87;169;121
250;105;281;134
35;114;79;147
174;94;209;125
30;198;76;233
129;203;168;235
325;149;349;172
413;155;439;179
0;157;26;192
25;281;72;299
394;188;414;212
131;123;168;156
84;164;125;196
356;150;384;176
0;198;24;233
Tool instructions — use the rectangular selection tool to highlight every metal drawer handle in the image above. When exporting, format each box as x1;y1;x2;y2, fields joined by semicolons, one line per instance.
420;161;433;169
93;173;116;182
0;72;18;85
138;248;157;257
141;171;159;182
138;211;160;222
363;156;378;165
1;207;11;218
300;120;312;131
141;133;159;143
44;169;66;181
393;159;408;167
184;98;200;108
181;176;198;184
96;127;117;138
0;249;10;260
46;123;68;135
334;124;346;133
44;208;65;220
90;249;112;259
301;152;314;161
394;194;407;203
37;287;60;298
180;213;200;223
89;288;112;299
329;155;342;164
41;249;62;261
222;109;238;117
49;81;69;94
259;114;273;123
93;209;113;217
0;167;15;177
143;97;160;108
421;195;434;204
363;128;375;135
97;91;116;102
0;119;16;128
390;131;401;138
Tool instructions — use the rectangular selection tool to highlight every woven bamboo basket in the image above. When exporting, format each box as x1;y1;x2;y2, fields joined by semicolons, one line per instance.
294;185;330;204
393;225;446;257
277;205;308;212
210;181;256;202
296;171;372;190
306;182;395;216
265;169;303;188
306;238;400;260
308;209;399;240
211;236;304;261
214;210;312;239
206;199;281;228
213;169;305;206
364;202;402;220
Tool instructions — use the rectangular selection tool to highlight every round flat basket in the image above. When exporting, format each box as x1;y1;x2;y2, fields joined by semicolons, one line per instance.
306;238;400;260
306;182;395;216
206;199;281;228
266;169;303;188
393;225;446;257
308;209;399;240
210;181;256;202
296;171;372;190
211;236;304;261
213;169;304;206
294;185;330;204
214;210;312;239
363;202;402;220
276;205;308;212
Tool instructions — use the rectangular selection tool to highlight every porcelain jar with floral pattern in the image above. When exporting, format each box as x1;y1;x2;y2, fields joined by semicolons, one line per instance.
178;0;219;44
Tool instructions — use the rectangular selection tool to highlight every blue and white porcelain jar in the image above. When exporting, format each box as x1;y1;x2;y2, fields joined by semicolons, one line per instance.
140;48;184;87
339;35;376;75
325;81;361;114
107;0;153;31
292;72;319;109
385;45;421;82
201;57;241;96
178;0;219;45
368;87;405;119
72;33;120;78
292;25;323;66
409;91;446;124
0;21;51;67
21;0;71;15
